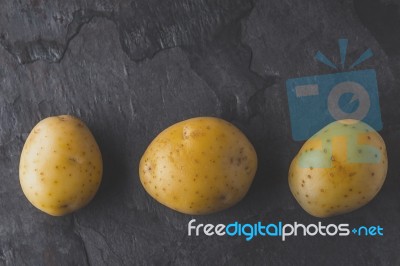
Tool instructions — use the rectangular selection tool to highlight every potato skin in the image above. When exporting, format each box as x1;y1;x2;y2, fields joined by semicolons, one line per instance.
19;115;102;216
289;119;388;218
139;117;257;215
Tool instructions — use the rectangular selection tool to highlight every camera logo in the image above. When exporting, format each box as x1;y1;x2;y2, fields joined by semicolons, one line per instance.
286;39;382;141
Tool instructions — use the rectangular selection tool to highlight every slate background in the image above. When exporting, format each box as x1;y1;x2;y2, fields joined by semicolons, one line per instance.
0;0;399;265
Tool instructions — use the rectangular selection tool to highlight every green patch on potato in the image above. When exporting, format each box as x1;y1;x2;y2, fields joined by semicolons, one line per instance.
289;119;388;218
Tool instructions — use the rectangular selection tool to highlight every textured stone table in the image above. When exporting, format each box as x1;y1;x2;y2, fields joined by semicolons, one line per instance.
0;0;399;265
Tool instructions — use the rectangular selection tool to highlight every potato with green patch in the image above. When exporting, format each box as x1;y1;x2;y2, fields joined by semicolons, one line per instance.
139;117;257;215
19;115;102;216
289;119;388;218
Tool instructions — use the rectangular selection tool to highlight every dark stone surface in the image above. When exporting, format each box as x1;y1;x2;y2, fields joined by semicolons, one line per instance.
0;0;399;265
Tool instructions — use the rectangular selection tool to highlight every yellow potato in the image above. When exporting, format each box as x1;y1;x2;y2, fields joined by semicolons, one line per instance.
289;119;388;218
139;117;257;215
19;115;102;216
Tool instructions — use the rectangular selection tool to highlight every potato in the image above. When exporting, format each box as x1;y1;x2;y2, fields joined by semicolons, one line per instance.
139;117;257;215
19;115;102;216
289;119;388;218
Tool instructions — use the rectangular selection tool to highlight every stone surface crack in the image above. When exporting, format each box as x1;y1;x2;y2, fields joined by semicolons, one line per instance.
0;9;112;64
0;0;255;65
71;214;91;266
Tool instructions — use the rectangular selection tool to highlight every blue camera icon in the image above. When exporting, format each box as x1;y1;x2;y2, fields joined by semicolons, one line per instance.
286;39;383;141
